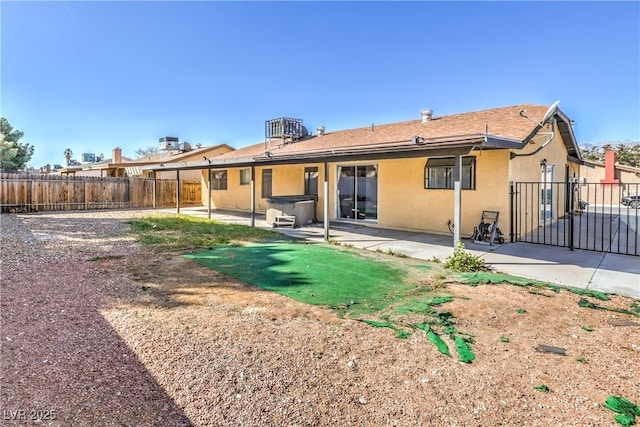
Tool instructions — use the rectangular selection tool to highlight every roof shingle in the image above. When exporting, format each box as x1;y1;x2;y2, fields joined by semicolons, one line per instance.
219;104;550;160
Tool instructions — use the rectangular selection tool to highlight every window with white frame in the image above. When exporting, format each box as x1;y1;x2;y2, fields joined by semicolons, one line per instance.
425;157;475;189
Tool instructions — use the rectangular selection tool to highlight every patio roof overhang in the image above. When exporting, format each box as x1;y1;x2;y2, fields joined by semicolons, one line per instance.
141;133;523;172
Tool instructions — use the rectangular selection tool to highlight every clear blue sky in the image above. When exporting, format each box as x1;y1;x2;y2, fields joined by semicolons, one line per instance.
2;1;639;168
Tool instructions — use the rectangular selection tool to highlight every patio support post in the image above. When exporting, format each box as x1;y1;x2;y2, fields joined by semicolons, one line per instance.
323;162;329;240
569;180;575;251
453;154;462;248
207;167;212;219
250;166;256;227
153;174;157;209
176;169;181;214
509;181;515;242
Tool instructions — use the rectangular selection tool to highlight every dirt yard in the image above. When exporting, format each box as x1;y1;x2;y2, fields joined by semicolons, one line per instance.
1;210;638;426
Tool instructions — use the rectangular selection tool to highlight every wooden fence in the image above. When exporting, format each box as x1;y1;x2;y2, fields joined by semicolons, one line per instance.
0;174;202;212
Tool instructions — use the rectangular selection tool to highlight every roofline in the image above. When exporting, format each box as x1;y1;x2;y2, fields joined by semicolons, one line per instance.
521;106;582;161
141;133;526;172
76;144;235;170
582;159;640;173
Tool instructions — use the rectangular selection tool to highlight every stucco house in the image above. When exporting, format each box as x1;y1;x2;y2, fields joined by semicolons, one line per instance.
62;144;234;179
578;152;640;205
150;103;583;240
580;149;640;187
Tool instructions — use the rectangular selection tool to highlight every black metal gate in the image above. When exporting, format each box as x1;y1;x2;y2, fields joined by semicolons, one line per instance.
510;181;639;256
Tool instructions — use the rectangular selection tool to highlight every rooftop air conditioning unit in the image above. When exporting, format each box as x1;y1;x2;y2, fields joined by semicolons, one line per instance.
265;118;304;139
159;136;179;151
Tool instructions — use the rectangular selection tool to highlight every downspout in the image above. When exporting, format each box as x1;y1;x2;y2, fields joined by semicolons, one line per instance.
509;119;557;160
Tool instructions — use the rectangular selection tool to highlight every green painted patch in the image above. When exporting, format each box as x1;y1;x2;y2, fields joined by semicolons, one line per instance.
459;273;614;303
458;272;546;287
185;240;478;362
565;287;610;301
548;285;610;301
534;384;553;393
578;298;640;317
361;319;411;339
415;323;451;357
516;308;527;314
129;214;276;251
604;395;640;427
454;336;476;363
528;290;554;297
392;296;454;316
185;242;410;317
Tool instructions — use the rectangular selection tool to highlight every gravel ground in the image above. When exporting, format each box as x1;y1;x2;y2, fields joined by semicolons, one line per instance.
1;209;639;426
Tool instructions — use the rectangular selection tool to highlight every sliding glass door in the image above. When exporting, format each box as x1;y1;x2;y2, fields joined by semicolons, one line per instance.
337;165;378;220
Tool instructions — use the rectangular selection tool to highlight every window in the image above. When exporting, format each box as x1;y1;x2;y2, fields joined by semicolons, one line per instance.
239;168;250;185
212;170;227;190
262;169;272;198
425;156;475;189
304;167;319;196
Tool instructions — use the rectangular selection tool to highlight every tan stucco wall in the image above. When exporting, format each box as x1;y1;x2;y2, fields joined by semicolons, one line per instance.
202;168;251;211
202;164;328;217
200;154;510;237
508;123;569;183
197;123;580;239
508;122;577;236
374;151;510;236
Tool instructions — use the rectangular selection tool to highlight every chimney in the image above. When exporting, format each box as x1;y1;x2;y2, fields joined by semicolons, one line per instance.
600;150;619;185
421;108;433;123
317;125;325;136
112;147;122;164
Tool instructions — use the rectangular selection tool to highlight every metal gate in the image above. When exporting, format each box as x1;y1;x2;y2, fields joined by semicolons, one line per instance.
510;181;639;256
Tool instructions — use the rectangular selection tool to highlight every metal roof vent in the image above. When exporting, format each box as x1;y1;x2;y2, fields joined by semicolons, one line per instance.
317;125;325;136
421;108;433;122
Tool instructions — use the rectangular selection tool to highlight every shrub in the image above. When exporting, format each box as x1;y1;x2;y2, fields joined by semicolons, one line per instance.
444;242;490;272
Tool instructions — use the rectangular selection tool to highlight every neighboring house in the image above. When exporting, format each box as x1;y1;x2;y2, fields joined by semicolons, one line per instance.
59;148;132;177
579;152;640;204
580;155;640;186
151;103;583;239
62;144;234;179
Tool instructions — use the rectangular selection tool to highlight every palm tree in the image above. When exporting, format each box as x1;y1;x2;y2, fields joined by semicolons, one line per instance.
63;148;73;166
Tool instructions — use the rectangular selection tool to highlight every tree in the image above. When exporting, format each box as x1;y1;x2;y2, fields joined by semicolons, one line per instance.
63;148;73;166
0;117;34;171
579;142;640;168
134;145;160;159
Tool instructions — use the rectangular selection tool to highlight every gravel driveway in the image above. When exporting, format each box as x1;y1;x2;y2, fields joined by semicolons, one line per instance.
1;210;638;426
